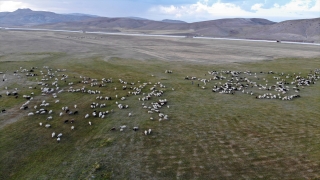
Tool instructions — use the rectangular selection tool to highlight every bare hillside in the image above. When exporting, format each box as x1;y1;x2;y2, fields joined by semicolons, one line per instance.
1;9;319;43
37;17;319;42
0;8;95;26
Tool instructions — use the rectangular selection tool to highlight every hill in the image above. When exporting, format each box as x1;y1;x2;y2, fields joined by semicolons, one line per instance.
0;8;95;26
162;19;187;23
1;9;319;43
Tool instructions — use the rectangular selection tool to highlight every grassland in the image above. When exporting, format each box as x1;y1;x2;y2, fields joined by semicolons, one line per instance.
0;30;320;179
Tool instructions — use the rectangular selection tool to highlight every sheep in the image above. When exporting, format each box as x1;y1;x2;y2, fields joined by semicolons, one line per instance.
39;122;43;126
133;127;139;131
89;121;92;125
48;110;53;114
120;125;127;129
74;104;77;109
110;127;116;131
52;132;55;138
64;120;69;123
70;119;75;123
148;129;152;134
45;124;51;128
57;137;61;143
57;133;62;138
85;114;89;118
59;112;63;116
118;104;123;109
128;113;132;117
71;126;74;130
28;112;34;116
144;130;148;135
46;116;52;120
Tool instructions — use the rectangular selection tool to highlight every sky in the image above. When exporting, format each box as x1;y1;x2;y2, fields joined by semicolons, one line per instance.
0;0;319;22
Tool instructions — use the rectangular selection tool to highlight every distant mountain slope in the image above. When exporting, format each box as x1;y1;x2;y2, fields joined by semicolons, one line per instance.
246;18;320;42
36;17;275;31
34;16;320;42
1;9;319;43
65;13;100;17
162;19;187;23
125;17;149;20
0;8;95;26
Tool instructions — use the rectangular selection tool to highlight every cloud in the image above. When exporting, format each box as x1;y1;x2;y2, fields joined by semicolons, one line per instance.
251;3;264;11
0;1;32;12
150;0;320;22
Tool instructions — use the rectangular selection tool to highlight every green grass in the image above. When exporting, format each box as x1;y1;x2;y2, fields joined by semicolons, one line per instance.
1;54;320;179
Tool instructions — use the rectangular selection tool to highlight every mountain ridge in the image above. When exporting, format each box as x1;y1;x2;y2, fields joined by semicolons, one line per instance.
1;9;319;43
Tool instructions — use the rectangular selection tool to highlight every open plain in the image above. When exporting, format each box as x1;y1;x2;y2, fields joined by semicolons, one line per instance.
1;30;320;179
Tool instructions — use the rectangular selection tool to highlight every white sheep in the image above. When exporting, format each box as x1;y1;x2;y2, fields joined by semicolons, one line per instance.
133;127;139;131
120;125;127;129
28;112;34;116
144;130;148;135
148;129;152;134
45;124;51;128
57;133;62;138
128;113;132;117
39;122;42;126
85;114;89;118
47;116;52;120
48;110;53;114
89;121;92;125
74;104;77;109
52;132;55;138
57;137;60;143
71;126;74;130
